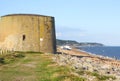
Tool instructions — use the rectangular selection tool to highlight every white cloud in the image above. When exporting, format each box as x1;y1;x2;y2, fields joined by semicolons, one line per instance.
56;31;87;41
56;32;62;37
78;33;86;37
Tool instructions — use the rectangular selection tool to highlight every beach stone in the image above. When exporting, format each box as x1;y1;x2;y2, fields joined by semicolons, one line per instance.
52;53;120;81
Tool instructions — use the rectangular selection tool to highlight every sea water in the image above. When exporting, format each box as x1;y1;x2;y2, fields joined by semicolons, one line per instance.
78;46;120;60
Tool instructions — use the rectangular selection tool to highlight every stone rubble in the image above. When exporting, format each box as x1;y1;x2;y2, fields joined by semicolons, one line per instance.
53;52;120;81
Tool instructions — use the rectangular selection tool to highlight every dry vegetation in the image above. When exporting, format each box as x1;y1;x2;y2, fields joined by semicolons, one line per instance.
0;52;85;81
0;51;117;81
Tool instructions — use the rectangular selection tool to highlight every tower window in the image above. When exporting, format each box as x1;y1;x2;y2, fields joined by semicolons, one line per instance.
23;35;26;41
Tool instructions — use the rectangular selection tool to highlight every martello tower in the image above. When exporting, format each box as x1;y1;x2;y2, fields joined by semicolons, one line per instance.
0;14;56;53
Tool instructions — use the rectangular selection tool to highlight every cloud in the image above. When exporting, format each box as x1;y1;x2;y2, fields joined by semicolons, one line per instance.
56;32;62;37
56;31;87;41
55;25;88;41
56;25;86;33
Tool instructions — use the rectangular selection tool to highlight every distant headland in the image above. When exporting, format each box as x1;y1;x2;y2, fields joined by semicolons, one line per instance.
57;39;104;47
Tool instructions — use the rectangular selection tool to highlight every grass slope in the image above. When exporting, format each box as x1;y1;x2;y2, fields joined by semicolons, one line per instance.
0;53;85;81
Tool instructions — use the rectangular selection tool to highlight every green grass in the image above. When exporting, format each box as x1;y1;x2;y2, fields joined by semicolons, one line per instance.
91;72;116;80
77;70;116;81
0;52;25;64
0;53;86;81
15;51;43;54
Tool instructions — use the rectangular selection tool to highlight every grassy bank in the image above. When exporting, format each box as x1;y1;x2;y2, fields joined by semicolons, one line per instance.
0;52;25;64
0;53;85;81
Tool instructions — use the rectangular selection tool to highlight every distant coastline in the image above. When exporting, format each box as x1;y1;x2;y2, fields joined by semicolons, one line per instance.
56;39;104;47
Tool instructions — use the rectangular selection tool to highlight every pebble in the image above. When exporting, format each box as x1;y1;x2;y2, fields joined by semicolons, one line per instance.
53;54;120;81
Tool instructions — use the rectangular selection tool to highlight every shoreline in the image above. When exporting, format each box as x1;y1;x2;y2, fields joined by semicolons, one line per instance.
57;47;120;80
78;46;120;60
58;47;120;67
78;48;120;61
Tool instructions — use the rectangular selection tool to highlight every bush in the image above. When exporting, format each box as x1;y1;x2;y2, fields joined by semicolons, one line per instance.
0;57;5;64
13;53;25;58
0;52;25;64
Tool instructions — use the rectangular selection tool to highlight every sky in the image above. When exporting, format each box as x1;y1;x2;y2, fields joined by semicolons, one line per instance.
0;0;120;46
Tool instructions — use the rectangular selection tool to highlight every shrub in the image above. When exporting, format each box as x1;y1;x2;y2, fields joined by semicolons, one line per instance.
0;57;5;64
0;52;25;64
13;53;25;58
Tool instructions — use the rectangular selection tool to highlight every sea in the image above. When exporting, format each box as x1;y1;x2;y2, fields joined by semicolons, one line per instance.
78;46;120;60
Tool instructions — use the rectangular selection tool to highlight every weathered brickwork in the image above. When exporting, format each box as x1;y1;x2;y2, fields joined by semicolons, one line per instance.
0;14;56;53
